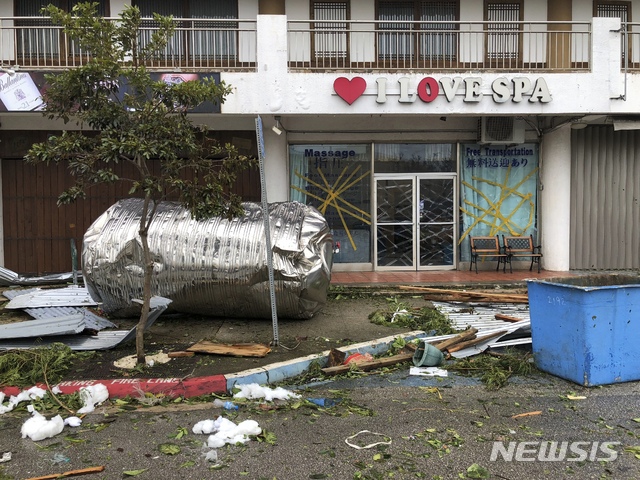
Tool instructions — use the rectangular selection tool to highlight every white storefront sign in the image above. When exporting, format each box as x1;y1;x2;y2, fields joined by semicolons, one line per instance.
333;76;552;105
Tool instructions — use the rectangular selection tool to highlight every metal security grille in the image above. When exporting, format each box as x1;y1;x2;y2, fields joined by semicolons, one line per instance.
570;126;640;270
596;3;629;21
486;1;521;62
312;2;348;60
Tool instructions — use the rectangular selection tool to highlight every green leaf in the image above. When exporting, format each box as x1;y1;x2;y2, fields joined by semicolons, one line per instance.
123;469;148;476
466;463;490;479
158;443;181;455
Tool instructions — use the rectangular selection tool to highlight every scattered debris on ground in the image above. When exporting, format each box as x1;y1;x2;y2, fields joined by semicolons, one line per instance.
0;343;79;388
186;341;272;358
0;290;170;351
445;349;537;390
399;285;529;303
368;296;463;334
113;352;172;369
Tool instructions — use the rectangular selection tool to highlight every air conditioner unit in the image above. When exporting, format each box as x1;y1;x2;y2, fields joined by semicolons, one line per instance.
479;117;525;144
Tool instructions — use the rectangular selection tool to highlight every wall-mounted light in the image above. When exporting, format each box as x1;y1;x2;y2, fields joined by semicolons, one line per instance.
272;116;283;135
0;66;16;76
570;121;588;130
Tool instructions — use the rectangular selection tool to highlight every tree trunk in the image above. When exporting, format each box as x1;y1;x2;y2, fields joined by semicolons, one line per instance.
136;194;154;365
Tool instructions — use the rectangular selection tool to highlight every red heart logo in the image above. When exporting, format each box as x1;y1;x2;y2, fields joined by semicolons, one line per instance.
333;77;366;105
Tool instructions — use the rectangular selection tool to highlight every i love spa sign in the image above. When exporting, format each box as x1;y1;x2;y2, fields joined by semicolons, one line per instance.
333;76;552;105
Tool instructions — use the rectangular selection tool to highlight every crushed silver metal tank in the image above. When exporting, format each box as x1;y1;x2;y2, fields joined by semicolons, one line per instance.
82;199;333;319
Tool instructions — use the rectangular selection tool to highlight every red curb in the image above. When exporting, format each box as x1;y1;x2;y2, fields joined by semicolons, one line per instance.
1;375;227;399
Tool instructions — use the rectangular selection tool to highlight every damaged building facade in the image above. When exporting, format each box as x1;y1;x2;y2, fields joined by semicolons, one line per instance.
1;0;639;275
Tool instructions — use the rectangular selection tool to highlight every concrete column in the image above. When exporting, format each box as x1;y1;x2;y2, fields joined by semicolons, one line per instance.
259;0;285;15
547;0;572;69
540;124;571;271
591;17;623;99
256;15;289;202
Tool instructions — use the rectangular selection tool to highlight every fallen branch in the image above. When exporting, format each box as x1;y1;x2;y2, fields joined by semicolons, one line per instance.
24;466;105;480
511;411;542;419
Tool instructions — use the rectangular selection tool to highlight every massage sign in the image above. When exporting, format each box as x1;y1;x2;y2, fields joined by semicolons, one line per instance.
333;76;552;105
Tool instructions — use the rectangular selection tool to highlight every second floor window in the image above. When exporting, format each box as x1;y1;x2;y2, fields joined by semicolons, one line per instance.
485;0;522;65
15;0;108;60
377;1;459;65
312;1;349;65
134;0;239;62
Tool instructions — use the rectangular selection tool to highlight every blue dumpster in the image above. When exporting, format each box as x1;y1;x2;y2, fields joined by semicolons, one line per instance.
527;274;640;387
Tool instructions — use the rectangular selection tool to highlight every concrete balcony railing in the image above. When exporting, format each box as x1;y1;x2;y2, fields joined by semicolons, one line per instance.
288;20;592;72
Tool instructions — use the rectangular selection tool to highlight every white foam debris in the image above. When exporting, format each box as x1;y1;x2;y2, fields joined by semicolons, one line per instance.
192;416;261;448
233;383;300;402
192;419;216;435
21;410;64;441
77;384;109;414
0;387;48;415
64;416;82;427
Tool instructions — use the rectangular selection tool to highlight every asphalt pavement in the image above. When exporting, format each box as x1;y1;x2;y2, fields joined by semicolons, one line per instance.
2;372;640;479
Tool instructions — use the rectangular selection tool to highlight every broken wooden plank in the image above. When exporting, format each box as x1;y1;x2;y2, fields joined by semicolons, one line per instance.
321;352;414;376
447;330;509;353
398;285;529;303
431;328;478;351
168;351;195;358
494;313;525;323
186;341;271;357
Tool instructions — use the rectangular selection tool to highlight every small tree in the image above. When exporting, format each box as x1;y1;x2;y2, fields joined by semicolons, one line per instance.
26;2;256;363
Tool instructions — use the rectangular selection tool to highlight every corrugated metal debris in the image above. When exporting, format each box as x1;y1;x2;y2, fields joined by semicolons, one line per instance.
423;301;532;358
5;286;97;309
82;199;333;319
0;314;85;339
0;266;79;287
3;289;116;331
0;289;170;350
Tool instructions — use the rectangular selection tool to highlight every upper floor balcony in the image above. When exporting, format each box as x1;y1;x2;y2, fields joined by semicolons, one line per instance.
0;15;637;74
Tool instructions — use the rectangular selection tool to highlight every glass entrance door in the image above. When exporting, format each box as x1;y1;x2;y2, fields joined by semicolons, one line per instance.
418;177;456;269
375;177;415;268
375;174;457;270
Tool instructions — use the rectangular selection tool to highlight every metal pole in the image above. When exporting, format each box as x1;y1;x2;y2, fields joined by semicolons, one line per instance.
255;116;279;346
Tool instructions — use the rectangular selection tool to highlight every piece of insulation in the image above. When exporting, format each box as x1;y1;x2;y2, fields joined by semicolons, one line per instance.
83;199;333;319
